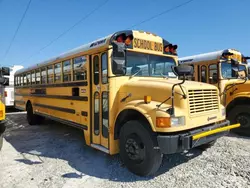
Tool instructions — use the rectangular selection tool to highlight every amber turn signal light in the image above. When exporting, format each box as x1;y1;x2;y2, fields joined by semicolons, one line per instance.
144;96;151;104
156;117;171;128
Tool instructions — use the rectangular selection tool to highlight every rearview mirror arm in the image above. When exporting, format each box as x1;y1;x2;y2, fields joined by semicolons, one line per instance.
168;75;187;116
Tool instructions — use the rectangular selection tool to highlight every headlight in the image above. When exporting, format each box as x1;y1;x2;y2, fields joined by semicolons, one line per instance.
156;116;185;128
171;116;185;126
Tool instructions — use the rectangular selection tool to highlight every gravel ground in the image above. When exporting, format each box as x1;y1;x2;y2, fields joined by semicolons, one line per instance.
0;113;250;188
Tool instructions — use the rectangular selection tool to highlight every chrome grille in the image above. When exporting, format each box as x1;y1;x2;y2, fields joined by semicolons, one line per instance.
188;89;219;114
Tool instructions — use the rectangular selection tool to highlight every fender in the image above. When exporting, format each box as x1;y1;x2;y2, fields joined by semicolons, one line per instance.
226;91;250;107
115;99;171;132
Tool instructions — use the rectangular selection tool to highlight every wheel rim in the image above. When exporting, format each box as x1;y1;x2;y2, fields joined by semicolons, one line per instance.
125;134;145;163
236;113;250;128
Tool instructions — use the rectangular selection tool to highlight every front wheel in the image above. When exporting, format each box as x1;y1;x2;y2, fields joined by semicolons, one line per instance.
228;105;250;136
119;120;163;176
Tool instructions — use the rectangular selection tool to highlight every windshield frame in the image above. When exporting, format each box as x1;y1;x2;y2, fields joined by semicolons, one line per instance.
123;50;177;78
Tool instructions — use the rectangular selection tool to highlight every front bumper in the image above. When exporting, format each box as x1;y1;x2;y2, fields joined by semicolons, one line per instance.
157;120;240;154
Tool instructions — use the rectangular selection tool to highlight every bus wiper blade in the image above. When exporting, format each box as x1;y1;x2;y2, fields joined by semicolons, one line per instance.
130;69;142;78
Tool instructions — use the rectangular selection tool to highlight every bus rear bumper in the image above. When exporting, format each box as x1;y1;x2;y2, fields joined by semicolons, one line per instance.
157;120;240;154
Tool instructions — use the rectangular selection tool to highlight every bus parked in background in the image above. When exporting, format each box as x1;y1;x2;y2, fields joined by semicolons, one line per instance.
4;65;24;108
179;49;250;135
14;30;239;176
0;67;10;150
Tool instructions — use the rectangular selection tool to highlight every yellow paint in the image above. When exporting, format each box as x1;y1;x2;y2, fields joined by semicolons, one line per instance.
0;87;6;122
14;30;228;156
193;123;240;140
181;48;250;126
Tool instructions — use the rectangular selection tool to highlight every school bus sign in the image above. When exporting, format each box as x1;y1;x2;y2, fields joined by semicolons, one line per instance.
133;38;163;52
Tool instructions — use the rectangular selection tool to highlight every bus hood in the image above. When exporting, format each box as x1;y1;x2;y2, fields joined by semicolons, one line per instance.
120;78;218;96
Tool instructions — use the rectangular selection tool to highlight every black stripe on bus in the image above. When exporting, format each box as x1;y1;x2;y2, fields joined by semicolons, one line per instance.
15;100;25;105
81;111;88;116
35;111;88;130
15;93;88;101
14;81;88;88
33;103;75;114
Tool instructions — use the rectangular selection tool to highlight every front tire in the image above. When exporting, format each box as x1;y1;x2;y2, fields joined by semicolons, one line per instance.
119;120;162;176
228;105;250;136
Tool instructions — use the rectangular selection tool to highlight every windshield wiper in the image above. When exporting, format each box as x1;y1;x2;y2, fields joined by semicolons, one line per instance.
130;69;142;78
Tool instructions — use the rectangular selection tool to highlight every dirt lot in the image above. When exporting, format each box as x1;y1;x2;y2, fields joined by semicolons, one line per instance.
0;113;250;188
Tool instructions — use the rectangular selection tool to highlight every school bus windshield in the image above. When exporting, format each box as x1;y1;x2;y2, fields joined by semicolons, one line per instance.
221;62;246;79
125;51;177;77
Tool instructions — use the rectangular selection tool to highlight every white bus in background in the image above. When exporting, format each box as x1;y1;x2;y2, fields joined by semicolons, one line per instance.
4;65;24;108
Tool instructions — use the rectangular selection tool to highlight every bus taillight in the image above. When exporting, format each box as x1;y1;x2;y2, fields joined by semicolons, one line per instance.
4;91;7;97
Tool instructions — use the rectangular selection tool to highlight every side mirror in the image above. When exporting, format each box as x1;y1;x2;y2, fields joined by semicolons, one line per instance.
1;67;10;76
173;65;194;76
0;77;9;86
111;42;126;75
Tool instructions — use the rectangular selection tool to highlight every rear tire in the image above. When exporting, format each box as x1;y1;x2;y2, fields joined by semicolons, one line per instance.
26;103;44;125
228;105;250;136
119;120;162;176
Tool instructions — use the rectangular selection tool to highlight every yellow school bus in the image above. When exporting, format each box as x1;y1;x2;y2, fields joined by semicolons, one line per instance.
179;49;250;135
0;67;10;150
14;30;239;176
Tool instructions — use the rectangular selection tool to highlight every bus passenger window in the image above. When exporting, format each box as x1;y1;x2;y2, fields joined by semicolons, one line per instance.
47;65;53;84
41;68;47;84
20;75;23;86
36;69;41;84
23;74;27;85
73;56;87;81
54;63;61;83
63;60;71;82
31;72;36;85
26;73;30;85
14;77;16;86
201;65;207;83
94;55;99;85
209;64;218;84
101;53;108;84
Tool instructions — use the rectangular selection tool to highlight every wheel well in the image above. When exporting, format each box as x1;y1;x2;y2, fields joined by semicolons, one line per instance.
114;109;153;140
226;97;250;115
26;100;31;111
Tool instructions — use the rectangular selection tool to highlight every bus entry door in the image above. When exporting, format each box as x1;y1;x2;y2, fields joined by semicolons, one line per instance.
91;53;109;150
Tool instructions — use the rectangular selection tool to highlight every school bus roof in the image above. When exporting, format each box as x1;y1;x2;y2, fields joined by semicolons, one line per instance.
179;49;241;65
15;30;168;75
